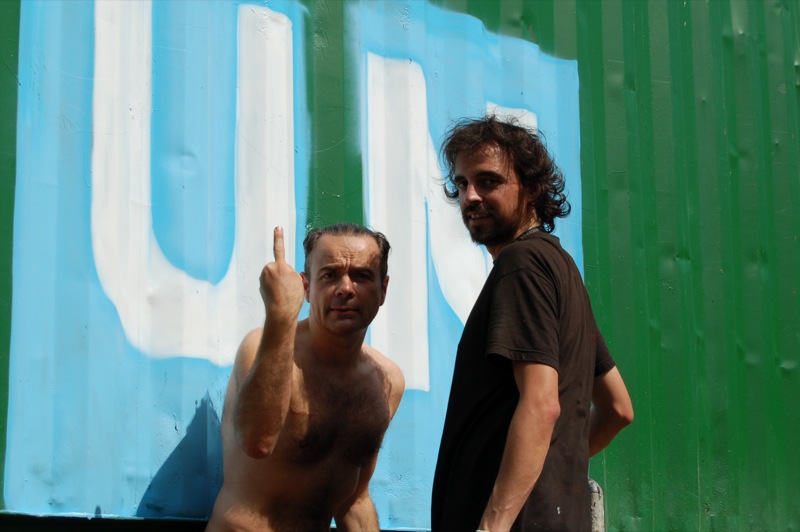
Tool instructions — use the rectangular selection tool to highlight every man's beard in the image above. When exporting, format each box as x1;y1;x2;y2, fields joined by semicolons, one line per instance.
461;204;523;248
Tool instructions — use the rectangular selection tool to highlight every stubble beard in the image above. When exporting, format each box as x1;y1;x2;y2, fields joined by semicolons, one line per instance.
462;204;522;248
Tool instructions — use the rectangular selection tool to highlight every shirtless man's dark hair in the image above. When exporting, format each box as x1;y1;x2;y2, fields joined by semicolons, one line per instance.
207;224;405;532
303;222;391;280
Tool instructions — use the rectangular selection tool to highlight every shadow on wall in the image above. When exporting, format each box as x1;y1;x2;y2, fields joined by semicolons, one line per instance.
136;393;223;518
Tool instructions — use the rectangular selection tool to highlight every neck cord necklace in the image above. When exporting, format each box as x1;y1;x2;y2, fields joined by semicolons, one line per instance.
516;225;542;241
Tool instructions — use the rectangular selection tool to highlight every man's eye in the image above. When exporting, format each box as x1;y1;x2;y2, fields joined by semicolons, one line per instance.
454;180;467;190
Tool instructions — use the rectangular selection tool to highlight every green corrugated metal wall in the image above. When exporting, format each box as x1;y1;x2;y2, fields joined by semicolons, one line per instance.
2;0;799;529
447;1;800;529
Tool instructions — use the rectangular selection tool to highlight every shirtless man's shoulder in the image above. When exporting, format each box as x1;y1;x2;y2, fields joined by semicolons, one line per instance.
361;344;404;414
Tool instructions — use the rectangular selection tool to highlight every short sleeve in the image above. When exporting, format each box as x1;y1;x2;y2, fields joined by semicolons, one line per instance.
486;267;560;371
594;326;617;377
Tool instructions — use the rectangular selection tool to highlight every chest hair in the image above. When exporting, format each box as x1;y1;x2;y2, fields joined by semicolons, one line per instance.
283;363;390;466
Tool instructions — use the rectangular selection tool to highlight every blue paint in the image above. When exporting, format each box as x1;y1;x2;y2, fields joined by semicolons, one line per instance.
372;213;463;526
8;1;578;528
149;0;314;280
151;1;238;283
8;0;309;518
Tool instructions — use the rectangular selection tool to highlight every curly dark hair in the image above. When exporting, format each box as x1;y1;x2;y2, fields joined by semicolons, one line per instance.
440;115;571;233
303;222;391;280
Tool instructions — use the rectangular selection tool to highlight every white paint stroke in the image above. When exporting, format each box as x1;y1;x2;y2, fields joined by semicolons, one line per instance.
91;2;296;365
364;54;497;391
427;160;493;326
487;102;538;132
365;53;431;391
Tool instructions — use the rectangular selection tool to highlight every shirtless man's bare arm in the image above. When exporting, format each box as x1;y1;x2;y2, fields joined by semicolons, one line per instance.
334;351;405;531
333;453;380;531
233;227;305;458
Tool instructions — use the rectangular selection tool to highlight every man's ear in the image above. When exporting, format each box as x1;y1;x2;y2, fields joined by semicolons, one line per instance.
526;181;542;205
380;275;389;306
301;272;310;302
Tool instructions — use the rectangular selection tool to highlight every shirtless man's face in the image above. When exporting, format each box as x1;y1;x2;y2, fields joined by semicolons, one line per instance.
303;234;388;335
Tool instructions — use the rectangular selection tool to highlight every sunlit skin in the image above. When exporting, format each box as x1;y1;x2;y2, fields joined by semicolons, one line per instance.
453;143;540;259
303;234;389;346
207;228;404;532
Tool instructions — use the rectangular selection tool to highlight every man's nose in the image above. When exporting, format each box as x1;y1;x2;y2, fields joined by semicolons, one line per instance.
335;275;354;296
462;182;482;204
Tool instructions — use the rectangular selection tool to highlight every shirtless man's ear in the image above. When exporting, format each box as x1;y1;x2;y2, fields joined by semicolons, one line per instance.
301;272;310;303
380;275;389;306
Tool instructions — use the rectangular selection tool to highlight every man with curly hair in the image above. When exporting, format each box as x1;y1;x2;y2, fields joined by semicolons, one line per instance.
431;116;633;531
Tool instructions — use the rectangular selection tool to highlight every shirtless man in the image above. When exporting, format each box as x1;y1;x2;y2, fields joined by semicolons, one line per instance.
207;223;405;531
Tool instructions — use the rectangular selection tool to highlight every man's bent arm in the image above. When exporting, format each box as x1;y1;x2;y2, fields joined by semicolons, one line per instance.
233;227;305;458
334;356;404;531
335;493;379;532
232;320;297;458
334;453;380;531
479;362;560;532
589;366;634;456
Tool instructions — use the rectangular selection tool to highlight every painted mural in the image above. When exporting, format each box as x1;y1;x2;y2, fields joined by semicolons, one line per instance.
7;1;580;528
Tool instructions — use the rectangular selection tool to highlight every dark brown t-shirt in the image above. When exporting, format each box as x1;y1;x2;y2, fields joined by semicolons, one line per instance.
432;232;615;531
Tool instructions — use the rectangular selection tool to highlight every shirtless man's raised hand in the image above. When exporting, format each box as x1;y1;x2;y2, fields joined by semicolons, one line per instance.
207;224;405;532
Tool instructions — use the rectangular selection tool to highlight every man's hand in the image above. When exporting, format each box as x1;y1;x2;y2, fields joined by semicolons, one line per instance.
260;226;305;323
233;227;303;459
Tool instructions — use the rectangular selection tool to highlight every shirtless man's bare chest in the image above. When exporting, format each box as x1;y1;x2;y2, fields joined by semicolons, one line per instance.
280;359;391;467
209;351;395;531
